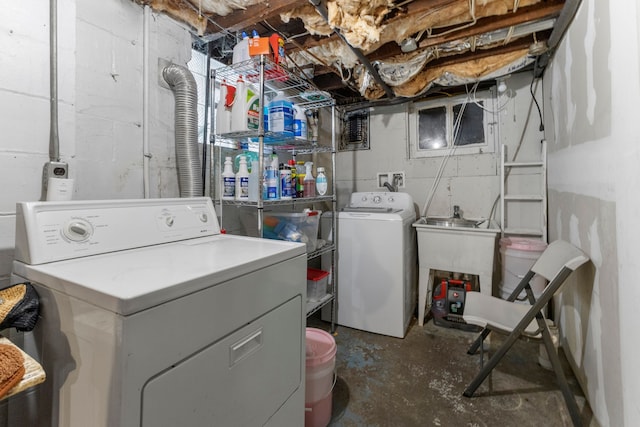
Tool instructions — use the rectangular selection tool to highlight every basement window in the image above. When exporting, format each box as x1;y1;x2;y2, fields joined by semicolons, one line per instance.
408;91;496;158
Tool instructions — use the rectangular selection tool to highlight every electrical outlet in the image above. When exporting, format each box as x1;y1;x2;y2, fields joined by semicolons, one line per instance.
42;161;69;198
392;171;405;188
377;172;390;188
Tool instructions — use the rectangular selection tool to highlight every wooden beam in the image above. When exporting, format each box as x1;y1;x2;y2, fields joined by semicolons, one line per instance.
289;0;563;61
205;0;306;35
419;0;564;49
426;32;548;69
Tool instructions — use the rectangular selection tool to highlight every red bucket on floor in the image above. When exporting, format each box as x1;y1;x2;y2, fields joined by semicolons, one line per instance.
305;328;336;427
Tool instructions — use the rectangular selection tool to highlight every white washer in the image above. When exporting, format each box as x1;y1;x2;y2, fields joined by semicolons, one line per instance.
9;197;306;427
324;192;417;338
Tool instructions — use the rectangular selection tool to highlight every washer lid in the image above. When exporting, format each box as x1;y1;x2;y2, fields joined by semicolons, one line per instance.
13;234;305;316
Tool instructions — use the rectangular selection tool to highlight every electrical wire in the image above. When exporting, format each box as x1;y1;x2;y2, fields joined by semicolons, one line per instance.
466;81;511;114
420;81;479;217
486;73;543;227
530;58;544;131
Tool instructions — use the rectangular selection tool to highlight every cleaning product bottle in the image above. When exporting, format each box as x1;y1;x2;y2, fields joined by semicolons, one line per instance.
234;142;258;173
288;159;297;199
248;160;259;201
296;160;306;198
293;104;308;140
235;155;249;200
316;166;328;196
222;156;235;200
230;75;246;132
265;167;279;200
280;166;293;200
303;162;315;198
216;79;232;134
245;85;260;131
268;91;294;136
232;31;250;64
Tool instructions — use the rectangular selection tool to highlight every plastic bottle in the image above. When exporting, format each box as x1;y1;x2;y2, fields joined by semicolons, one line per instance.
296;160;306;198
232;31;250;64
265;167;279;200
230;75;246;132
231;76;260;132
303;162;315;198
216;79;232;134
293;104;308;140
288;159;297;199
234;143;259;173
316;167;328;196
280;167;293;200
235;155;249;200
222;156;235;200
268;91;294;136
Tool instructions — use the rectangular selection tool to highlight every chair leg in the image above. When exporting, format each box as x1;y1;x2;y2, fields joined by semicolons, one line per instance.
467;328;491;355
463;328;522;397
539;322;582;427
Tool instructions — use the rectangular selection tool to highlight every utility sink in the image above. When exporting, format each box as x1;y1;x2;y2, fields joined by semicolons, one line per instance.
422;217;482;228
413;216;501;326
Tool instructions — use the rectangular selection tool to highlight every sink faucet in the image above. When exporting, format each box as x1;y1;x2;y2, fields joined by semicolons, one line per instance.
453;205;461;219
384;175;401;192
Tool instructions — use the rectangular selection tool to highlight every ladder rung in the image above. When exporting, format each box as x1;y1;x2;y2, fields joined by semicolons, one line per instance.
504;195;544;201
504;161;544;167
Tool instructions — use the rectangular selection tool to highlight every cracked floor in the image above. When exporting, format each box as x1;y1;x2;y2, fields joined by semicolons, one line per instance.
307;316;595;427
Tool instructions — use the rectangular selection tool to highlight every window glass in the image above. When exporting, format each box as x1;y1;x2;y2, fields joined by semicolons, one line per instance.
409;92;495;158
453;102;485;146
418;106;447;150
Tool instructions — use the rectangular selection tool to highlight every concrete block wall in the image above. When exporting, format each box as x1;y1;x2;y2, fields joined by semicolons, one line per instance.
335;71;545;226
0;0;193;284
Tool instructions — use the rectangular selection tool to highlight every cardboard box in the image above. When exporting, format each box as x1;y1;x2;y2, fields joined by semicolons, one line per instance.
248;37;270;56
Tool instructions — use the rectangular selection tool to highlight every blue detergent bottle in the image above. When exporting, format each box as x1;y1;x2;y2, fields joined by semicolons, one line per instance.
268;91;294;137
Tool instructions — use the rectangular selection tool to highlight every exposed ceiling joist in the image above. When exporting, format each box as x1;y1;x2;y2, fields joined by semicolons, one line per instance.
138;0;580;104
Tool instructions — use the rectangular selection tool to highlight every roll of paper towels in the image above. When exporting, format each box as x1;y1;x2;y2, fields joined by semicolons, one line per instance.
47;178;74;201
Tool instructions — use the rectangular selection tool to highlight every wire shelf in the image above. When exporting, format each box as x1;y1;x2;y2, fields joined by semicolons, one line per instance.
213;57;335;110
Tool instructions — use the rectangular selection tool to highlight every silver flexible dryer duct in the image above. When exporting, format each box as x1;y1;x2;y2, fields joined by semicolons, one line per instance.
162;64;203;197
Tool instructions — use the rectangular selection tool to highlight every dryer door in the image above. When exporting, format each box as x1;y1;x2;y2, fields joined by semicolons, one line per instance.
141;296;303;426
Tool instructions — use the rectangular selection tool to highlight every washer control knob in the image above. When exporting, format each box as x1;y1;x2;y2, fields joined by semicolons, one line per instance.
63;219;93;242
373;195;382;204
388;196;395;203
165;216;175;227
199;213;208;223
361;196;367;202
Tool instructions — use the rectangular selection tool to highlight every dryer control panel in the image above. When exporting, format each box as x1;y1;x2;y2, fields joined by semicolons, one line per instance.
14;197;220;265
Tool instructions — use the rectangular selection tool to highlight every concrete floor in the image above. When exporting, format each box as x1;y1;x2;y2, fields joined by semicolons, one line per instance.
307;316;595;427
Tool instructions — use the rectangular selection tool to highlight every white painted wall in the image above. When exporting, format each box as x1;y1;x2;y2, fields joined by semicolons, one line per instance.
544;0;640;425
0;0;192;284
335;72;545;227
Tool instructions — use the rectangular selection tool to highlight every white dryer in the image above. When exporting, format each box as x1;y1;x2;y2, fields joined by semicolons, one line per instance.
323;192;417;338
10;197;306;427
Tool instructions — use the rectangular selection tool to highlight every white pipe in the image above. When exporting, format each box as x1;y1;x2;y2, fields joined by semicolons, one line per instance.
142;5;151;198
